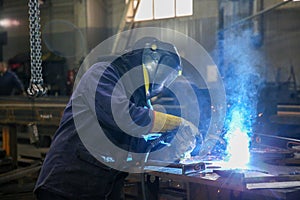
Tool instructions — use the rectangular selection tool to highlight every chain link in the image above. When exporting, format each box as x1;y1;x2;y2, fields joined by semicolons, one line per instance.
28;0;47;97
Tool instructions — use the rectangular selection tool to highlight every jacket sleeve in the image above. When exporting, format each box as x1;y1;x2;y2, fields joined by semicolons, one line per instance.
91;63;154;137
11;72;24;92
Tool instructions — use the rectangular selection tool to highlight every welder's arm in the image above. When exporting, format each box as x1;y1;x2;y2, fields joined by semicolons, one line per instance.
151;111;199;134
151;111;198;159
151;111;182;132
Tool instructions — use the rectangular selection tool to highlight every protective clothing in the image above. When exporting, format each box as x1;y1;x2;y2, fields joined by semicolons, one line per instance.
151;111;182;132
0;70;24;95
135;37;182;98
175;122;198;159
136;37;198;159
34;37;197;199
34;50;152;199
179;120;200;158
150;111;199;160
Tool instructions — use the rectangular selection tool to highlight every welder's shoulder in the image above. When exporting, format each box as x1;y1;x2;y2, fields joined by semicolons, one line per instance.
83;61;118;79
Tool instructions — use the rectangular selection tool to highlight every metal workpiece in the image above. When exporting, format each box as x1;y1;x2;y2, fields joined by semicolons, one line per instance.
146;160;206;175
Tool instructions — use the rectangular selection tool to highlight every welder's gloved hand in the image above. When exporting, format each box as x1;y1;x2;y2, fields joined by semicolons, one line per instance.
151;111;198;160
174;119;198;159
198;134;225;159
151;111;182;133
197;138;218;159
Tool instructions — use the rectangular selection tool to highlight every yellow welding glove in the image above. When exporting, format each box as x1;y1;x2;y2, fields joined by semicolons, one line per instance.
151;111;199;160
151;111;182;132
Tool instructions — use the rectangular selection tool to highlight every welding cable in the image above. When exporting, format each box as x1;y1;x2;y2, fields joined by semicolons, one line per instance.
141;111;199;199
141;66;182;199
104;171;128;200
141;131;175;200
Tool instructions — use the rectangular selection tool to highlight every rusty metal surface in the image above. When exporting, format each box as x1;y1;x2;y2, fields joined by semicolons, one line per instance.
145;157;300;200
0;96;68;126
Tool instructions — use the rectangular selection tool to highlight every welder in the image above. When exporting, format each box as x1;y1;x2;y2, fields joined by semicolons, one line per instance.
0;61;25;96
34;37;200;200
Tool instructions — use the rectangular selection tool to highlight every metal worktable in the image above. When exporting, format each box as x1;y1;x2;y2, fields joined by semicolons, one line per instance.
135;158;300;200
0;96;67;166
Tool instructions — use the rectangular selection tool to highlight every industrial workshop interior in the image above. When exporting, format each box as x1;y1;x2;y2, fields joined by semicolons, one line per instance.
1;0;300;199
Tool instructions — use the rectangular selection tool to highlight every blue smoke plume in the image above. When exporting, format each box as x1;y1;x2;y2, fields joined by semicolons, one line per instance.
220;29;265;165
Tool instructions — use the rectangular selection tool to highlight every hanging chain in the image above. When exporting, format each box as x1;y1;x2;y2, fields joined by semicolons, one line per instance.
27;0;47;97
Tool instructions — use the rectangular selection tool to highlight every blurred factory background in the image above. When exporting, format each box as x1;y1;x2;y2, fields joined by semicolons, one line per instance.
0;0;300;199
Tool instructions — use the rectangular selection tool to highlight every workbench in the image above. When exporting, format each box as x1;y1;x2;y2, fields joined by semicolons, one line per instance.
0;96;67;166
126;158;300;200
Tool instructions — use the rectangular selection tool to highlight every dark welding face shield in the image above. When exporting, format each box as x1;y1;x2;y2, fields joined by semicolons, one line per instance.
141;38;182;98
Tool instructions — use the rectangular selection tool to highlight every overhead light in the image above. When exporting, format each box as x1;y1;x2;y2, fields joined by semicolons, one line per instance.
0;19;20;28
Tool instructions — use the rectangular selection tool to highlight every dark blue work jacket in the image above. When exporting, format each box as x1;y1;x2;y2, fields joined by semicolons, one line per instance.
0;70;24;95
34;50;154;199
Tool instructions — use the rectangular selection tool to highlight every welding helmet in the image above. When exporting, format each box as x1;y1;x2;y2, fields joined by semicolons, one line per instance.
135;37;182;98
